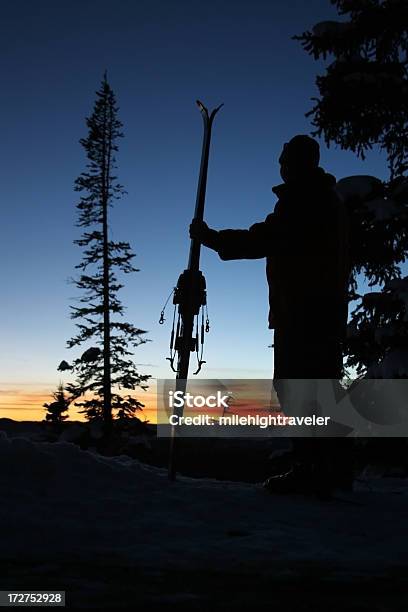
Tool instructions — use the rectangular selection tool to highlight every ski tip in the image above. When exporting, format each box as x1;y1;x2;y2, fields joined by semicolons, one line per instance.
196;100;207;113
196;100;223;122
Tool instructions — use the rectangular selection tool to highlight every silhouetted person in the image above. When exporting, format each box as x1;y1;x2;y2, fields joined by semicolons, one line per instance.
190;135;351;497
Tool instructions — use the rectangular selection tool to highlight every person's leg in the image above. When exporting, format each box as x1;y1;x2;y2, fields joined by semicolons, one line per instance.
266;330;354;496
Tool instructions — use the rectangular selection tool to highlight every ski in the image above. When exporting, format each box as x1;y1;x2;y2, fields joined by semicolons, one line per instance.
167;100;223;481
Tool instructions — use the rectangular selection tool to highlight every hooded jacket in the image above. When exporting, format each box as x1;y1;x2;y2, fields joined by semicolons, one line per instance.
213;167;350;340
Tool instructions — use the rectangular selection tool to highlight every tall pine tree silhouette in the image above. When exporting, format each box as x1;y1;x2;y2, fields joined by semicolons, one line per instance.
67;74;150;424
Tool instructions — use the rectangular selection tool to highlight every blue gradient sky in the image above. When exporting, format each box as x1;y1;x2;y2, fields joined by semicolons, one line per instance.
0;0;398;414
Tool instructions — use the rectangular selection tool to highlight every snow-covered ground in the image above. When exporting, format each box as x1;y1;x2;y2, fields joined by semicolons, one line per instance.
1;432;408;608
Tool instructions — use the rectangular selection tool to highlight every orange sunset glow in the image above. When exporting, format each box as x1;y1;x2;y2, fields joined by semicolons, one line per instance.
0;384;158;423
0;380;281;425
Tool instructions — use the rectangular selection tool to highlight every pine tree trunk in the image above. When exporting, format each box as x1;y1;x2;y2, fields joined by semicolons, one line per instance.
102;201;112;426
102;99;112;428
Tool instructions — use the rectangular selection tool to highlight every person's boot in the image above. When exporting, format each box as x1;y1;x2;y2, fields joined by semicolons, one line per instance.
263;461;329;497
263;444;334;499
267;446;294;475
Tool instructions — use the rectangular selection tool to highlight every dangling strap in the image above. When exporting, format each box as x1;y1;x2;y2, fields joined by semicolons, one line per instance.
166;307;179;372
159;287;176;324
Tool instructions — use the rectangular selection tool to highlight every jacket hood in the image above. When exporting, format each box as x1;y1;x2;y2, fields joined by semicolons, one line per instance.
272;167;337;200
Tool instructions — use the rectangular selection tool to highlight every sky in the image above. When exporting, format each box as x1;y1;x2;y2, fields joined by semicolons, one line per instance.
0;0;398;421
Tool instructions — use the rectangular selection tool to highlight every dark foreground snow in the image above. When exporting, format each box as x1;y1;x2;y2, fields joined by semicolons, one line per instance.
1;432;408;609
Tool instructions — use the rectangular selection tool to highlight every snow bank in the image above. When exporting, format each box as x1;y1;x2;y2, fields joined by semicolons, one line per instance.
336;175;383;202
1;431;408;603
